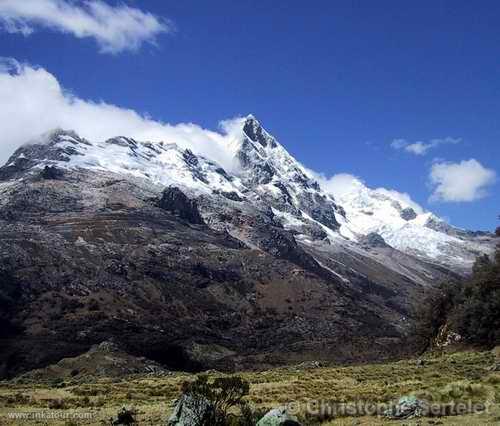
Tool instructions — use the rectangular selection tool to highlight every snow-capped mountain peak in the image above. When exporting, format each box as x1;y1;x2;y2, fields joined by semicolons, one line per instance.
331;176;494;269
0;116;495;271
4;127;246;197
234;116;343;230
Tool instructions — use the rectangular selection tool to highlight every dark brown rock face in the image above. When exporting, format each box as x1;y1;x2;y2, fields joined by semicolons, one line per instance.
0;167;432;378
40;165;64;180
158;187;205;225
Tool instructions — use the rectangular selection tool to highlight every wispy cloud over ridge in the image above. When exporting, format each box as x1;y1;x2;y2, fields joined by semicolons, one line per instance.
391;137;461;156
305;171;425;215
0;0;172;54
0;58;241;169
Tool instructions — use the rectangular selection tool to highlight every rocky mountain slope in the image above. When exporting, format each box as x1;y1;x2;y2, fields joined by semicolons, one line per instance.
0;116;495;378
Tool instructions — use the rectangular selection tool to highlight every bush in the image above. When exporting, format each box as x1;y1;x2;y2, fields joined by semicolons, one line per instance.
180;375;252;425
47;398;65;409
417;247;500;348
110;407;137;425
413;280;459;349
448;253;500;346
232;401;267;426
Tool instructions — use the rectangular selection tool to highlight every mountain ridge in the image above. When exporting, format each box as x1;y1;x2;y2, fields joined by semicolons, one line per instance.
0;116;496;377
2;116;493;271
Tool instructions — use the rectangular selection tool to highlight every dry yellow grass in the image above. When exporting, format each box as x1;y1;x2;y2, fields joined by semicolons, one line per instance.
0;350;499;425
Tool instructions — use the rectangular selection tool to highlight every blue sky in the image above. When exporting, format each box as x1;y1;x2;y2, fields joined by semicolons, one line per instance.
0;0;499;230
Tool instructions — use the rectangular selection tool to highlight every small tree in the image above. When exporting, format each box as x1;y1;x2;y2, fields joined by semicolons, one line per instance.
181;375;250;425
448;249;500;346
413;280;458;350
414;216;500;349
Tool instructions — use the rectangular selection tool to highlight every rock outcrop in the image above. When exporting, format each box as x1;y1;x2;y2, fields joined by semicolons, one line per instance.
256;406;301;426
158;187;205;225
167;394;212;426
384;396;426;420
400;207;417;221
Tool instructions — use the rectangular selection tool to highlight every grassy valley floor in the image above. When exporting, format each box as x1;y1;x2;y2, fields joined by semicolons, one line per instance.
1;350;499;425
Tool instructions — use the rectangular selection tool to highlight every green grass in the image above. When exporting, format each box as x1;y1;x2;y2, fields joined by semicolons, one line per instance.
0;350;499;425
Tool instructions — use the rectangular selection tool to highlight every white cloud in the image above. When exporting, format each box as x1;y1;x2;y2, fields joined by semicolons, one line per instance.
390;138;408;150
315;173;364;198
429;159;496;202
405;142;431;155
391;137;461;156
4;58;494;213
0;0;171;54
0;58;243;170
308;171;424;214
373;187;424;214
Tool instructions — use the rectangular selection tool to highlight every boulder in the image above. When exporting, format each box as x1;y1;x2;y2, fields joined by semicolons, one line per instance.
384;395;426;419
256;406;301;426
167;394;212;426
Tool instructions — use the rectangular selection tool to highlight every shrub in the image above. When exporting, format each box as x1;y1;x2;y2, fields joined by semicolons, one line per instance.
47;398;65;409
110;407;137;425
417;247;500;348
413;280;459;349
233;401;267;426
448;252;500;346
180;375;252;425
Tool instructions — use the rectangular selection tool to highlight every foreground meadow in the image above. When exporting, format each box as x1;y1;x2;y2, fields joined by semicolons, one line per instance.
1;350;499;425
